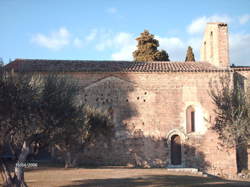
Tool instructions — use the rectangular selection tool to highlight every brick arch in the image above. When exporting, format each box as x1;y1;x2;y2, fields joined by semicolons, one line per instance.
183;103;207;135
166;129;186;166
166;129;186;142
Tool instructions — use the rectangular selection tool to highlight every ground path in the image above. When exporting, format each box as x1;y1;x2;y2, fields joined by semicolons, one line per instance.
1;167;250;187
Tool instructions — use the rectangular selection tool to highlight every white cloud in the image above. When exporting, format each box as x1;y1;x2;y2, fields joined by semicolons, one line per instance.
155;35;202;61
94;29;114;51
106;7;117;14
111;45;136;60
31;27;70;50
187;15;231;34
72;29;101;49
111;33;136;60
114;32;134;46
187;37;202;51
95;31;136;60
156;36;185;50
73;38;83;48
95;30;201;61
230;33;250;66
155;36;184;61
96;39;113;51
29;18;249;65
239;14;250;25
85;29;97;41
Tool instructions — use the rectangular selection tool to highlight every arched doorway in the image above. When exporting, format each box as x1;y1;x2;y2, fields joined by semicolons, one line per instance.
171;135;182;165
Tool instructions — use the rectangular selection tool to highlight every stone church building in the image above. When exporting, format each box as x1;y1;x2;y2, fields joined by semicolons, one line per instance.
6;23;250;176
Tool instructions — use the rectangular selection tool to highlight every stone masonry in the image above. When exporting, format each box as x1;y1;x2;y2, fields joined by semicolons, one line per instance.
200;22;229;68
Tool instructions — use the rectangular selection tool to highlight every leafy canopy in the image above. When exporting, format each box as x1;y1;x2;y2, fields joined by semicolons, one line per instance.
185;46;195;62
209;73;250;148
133;30;170;62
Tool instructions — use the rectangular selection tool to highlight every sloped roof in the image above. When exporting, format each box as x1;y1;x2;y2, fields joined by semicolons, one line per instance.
5;59;232;73
230;66;250;71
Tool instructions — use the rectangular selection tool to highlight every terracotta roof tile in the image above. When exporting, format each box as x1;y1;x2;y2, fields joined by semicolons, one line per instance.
230;66;250;71
5;59;233;73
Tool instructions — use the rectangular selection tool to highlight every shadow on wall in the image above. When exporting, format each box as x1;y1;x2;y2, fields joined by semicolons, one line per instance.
234;72;249;172
51;73;211;172
73;73;140;166
183;144;211;171
209;72;249;173
80;130;211;172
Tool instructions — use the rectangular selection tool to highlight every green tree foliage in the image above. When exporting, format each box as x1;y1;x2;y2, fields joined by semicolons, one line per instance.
185;46;195;62
209;73;250;171
0;72;113;186
0;58;4;67
54;105;112;168
133;30;170;62
38;74;84;168
0;72;43;187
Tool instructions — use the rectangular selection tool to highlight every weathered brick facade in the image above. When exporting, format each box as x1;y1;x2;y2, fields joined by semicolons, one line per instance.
200;22;229;68
5;23;250;177
75;71;237;177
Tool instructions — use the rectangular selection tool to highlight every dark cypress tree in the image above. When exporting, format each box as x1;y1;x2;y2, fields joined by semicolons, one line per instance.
133;30;170;62
185;46;195;62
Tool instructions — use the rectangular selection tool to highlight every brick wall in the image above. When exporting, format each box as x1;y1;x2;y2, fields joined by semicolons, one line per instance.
66;71;237;176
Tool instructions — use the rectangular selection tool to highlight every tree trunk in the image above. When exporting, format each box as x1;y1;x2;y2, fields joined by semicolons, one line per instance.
236;143;248;172
12;141;31;187
64;152;78;168
0;159;15;187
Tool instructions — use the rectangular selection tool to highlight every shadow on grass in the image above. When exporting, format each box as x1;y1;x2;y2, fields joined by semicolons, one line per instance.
60;175;250;187
25;163;138;173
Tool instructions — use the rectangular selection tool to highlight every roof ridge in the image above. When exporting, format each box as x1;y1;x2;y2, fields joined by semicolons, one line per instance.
5;59;232;73
13;58;212;63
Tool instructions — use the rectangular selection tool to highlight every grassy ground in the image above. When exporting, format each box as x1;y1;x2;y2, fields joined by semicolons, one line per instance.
1;166;250;187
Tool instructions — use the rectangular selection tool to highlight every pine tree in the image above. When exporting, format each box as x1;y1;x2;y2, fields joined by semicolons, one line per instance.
185;46;195;62
133;30;170;62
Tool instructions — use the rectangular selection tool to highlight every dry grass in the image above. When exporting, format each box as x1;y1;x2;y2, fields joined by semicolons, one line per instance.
1;166;250;187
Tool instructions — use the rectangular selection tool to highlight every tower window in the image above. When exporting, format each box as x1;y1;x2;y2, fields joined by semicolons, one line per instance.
204;41;207;60
186;106;195;133
210;31;214;58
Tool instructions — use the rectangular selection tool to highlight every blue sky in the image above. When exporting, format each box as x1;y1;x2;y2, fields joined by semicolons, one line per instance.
0;0;250;65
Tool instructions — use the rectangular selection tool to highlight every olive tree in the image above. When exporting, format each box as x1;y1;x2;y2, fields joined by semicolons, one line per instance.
0;70;113;186
0;71;45;187
209;73;250;172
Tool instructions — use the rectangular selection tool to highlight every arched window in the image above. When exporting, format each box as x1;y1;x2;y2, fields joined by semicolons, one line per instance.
186;106;195;133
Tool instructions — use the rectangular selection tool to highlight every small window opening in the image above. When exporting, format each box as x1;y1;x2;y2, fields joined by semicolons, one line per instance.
186;106;195;133
210;32;213;58
191;111;195;132
204;41;207;60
